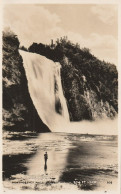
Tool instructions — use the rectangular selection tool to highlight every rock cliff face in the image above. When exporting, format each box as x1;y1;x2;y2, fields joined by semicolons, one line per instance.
60;57;117;121
2;30;50;132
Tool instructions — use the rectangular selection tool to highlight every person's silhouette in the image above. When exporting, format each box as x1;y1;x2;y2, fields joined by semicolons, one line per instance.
44;152;48;174
44;152;48;165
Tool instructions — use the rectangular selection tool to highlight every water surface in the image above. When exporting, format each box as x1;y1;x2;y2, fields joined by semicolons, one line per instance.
3;132;118;191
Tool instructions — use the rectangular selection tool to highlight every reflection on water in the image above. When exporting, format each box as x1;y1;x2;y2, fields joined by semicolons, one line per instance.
3;132;118;191
44;163;47;173
26;133;69;180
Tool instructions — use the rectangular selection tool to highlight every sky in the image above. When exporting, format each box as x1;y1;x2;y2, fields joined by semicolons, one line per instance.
3;4;118;65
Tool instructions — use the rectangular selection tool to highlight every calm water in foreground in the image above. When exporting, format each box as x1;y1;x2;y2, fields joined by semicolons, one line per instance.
3;132;118;191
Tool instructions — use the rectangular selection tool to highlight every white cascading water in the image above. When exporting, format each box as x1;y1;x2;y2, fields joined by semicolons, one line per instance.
19;50;69;132
54;62;69;121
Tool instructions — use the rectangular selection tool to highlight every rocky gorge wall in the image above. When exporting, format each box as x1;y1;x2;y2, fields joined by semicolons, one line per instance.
60;57;117;121
2;30;50;132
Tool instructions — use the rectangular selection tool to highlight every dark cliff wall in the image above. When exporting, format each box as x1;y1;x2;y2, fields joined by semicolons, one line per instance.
2;30;50;132
28;37;118;121
60;57;117;121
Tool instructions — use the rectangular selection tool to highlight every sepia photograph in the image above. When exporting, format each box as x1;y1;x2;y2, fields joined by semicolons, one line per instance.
1;1;120;193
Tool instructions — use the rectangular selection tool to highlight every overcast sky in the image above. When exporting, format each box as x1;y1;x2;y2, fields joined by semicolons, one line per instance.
3;4;118;65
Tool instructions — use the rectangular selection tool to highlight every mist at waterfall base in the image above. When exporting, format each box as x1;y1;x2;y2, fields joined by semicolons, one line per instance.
19;50;117;135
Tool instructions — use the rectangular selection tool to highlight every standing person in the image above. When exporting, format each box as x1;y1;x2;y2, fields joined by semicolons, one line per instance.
44;152;48;166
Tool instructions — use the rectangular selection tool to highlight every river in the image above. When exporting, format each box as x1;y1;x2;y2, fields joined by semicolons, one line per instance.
3;131;118;192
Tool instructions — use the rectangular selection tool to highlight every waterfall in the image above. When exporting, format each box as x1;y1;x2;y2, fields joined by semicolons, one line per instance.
19;50;69;132
19;50;117;135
